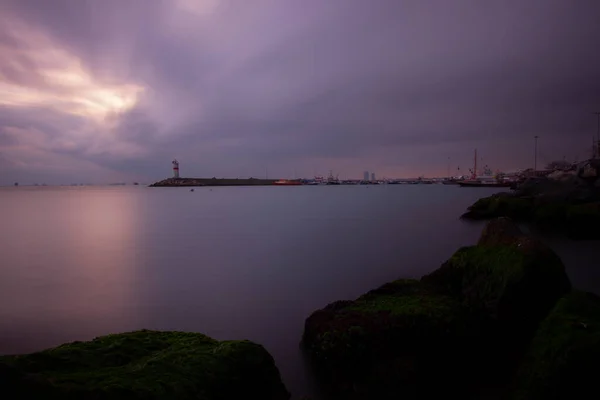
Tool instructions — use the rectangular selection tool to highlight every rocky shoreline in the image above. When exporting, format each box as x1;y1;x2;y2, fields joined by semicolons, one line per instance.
461;159;600;239
302;218;600;399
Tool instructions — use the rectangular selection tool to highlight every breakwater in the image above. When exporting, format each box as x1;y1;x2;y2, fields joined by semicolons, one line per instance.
149;177;279;187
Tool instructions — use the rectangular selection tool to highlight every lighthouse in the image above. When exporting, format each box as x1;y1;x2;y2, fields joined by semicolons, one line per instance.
172;159;180;178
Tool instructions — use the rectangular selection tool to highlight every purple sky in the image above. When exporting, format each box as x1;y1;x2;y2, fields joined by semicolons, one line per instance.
1;0;599;183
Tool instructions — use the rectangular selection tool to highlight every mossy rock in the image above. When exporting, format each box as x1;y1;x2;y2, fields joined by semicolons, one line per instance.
492;197;533;219
532;201;567;227
423;219;570;350
513;291;600;400
565;202;600;239
0;330;289;400
303;280;480;398
463;189;600;239
477;217;524;246
420;219;571;391
422;239;570;333
462;195;534;220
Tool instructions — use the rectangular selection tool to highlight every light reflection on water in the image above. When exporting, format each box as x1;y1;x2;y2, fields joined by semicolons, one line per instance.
0;188;143;348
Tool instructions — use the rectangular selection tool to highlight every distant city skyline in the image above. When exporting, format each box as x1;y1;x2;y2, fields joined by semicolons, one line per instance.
0;1;599;185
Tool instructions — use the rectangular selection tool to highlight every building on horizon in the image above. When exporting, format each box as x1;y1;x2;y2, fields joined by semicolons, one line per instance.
363;171;369;181
371;172;375;181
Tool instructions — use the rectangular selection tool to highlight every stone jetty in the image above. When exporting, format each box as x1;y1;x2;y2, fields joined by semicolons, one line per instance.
149;177;278;187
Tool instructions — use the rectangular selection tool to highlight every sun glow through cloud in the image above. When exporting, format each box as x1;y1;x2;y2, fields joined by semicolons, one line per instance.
0;18;144;122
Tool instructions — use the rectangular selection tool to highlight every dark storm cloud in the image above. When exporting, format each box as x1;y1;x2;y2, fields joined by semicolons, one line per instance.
1;0;599;183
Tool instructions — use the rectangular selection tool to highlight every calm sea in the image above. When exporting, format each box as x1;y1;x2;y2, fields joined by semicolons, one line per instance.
1;185;598;398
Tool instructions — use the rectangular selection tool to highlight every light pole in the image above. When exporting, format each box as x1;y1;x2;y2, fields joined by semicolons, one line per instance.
594;112;600;159
534;135;539;172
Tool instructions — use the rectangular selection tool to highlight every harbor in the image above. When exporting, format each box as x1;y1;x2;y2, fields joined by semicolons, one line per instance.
148;157;543;188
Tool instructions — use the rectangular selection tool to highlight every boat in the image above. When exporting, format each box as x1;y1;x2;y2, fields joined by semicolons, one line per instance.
325;171;341;185
457;180;512;187
442;179;460;185
273;179;303;186
457;149;512;187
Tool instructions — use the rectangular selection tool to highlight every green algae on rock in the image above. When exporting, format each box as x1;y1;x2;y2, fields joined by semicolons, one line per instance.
423;218;571;338
461;174;600;239
461;194;534;221
303;279;482;398
304;279;467;360
422;219;571;327
303;218;573;399
0;330;290;400
514;291;600;400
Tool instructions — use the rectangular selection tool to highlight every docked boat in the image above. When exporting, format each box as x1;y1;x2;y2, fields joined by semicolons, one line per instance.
457;180;512;188
442;179;460;185
325;171;341;185
457;149;512;187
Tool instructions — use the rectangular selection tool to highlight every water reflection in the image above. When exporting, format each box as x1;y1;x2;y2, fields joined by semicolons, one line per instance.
1;185;598;399
0;187;141;354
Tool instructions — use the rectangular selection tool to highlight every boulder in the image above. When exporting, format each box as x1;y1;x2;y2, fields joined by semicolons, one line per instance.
461;194;533;220
423;218;571;347
583;164;598;178
576;159;600;181
464;166;600;238
565;202;600;239
531;201;568;227
547;170;577;181
512;177;554;197
303;219;572;399
477;217;523;246
0;330;289;400
303;279;475;399
513;291;600;400
512;177;589;201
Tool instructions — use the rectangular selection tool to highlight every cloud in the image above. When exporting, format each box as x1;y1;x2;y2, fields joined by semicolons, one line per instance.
0;17;144;119
1;0;599;183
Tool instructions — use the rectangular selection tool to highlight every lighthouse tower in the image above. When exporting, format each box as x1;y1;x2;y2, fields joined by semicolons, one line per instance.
172;159;180;178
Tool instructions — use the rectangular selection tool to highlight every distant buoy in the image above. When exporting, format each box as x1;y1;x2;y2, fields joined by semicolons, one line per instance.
190;189;194;192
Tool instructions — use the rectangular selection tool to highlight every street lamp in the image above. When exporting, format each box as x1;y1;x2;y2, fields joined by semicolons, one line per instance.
534;135;539;172
593;112;600;159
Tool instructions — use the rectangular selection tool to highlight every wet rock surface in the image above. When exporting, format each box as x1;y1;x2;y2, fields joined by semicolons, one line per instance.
0;330;290;400
462;162;600;239
513;291;600;400
303;219;578;399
